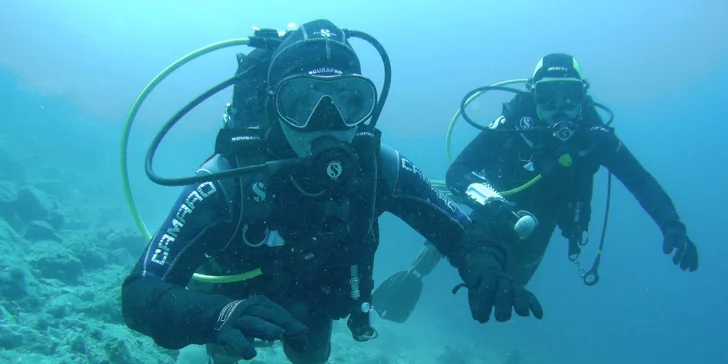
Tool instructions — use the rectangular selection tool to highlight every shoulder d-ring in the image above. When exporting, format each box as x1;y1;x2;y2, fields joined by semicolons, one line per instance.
242;224;269;248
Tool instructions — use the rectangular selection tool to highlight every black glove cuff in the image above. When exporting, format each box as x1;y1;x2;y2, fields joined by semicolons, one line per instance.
457;245;507;287
455;234;507;269
662;220;687;237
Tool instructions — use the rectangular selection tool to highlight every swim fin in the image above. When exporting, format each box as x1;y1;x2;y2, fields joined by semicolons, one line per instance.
372;268;423;323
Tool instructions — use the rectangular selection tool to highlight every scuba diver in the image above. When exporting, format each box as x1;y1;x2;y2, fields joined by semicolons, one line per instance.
120;19;543;364
373;52;699;323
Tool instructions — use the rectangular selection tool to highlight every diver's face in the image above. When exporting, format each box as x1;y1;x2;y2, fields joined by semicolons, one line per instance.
533;78;585;125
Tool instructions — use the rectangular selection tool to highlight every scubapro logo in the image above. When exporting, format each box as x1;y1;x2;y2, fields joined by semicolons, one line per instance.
319;28;333;37
326;161;343;179
519;117;534;130
250;181;267;202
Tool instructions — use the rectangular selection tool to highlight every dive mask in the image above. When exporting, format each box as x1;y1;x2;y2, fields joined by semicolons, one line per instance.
532;78;586;108
274;75;377;131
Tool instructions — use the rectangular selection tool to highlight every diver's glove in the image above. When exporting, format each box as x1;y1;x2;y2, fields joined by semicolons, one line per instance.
454;206;543;323
662;224;699;272
213;295;310;360
455;247;544;323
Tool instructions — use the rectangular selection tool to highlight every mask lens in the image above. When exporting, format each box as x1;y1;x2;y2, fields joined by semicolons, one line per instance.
533;79;584;108
275;76;377;129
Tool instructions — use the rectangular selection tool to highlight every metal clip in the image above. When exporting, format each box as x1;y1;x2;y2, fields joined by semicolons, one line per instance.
571;258;586;278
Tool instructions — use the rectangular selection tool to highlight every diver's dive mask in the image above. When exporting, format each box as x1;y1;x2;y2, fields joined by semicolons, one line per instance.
532;78;586;105
274;74;377;132
533;78;585;122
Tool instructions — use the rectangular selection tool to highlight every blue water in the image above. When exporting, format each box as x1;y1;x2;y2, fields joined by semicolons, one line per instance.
1;1;726;363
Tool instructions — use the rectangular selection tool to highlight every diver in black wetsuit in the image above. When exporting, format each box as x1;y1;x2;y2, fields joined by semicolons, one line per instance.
375;52;699;323
120;19;543;364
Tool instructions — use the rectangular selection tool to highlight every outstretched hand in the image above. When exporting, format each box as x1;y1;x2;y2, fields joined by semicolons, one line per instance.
457;270;544;323
456;248;543;324
663;229;699;272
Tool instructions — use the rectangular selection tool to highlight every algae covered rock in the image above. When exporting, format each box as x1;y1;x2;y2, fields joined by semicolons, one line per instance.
0;180;19;222
65;321;178;364
27;240;83;284
45;293;84;319
0;265;28;300
0;217;25;251
0;183;65;230
106;227;148;257
62;230;110;270
77;272;125;324
16;185;57;223
24;220;62;242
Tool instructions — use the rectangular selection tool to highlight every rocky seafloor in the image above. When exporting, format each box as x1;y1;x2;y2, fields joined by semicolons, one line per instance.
0;129;525;364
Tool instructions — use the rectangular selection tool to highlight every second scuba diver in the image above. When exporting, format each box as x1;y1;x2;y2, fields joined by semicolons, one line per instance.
374;52;700;323
120;19;543;364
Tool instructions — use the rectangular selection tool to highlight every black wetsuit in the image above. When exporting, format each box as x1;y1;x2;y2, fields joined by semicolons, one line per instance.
121;143;472;364
446;93;687;285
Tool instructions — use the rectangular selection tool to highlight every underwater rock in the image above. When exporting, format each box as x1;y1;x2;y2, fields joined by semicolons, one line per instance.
108;247;133;266
35;166;68;181
62;210;92;230
24;220;62;242
0;180;18;219
0;320;49;354
106;228;148;257
366;353;391;364
45;293;84;319
28;240;83;284
0;323;26;350
76;247;109;270
0;218;25;251
437;344;472;364
64;322;178;364
78;275;125;325
0;265;28;300
78;288;97;302
0;180;17;203
62;231;111;270
47;209;65;230
16;185;57;223
32;178;68;200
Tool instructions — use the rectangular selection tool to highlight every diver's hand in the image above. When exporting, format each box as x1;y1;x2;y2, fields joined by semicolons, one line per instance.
347;309;378;342
562;224;588;245
214;295;310;360
457;248;543;323
663;228;699;272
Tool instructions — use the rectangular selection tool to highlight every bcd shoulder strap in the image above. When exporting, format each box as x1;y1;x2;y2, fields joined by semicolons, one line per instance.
214;127;276;248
